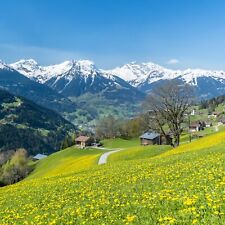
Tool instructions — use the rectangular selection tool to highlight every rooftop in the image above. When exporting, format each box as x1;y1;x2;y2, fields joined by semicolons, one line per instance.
140;132;160;140
33;154;47;160
75;136;90;142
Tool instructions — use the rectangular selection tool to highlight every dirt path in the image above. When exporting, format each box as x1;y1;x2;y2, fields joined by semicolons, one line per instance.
98;149;122;165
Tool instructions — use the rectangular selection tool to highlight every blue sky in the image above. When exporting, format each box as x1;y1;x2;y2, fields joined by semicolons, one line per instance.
1;0;225;69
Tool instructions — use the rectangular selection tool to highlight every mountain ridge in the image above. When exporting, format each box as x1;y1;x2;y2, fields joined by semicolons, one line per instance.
11;59;225;86
7;58;225;99
11;59;144;101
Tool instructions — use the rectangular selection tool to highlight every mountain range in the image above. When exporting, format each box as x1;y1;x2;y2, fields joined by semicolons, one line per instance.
0;60;76;114
10;59;143;102
1;58;225;127
10;59;225;99
106;62;225;98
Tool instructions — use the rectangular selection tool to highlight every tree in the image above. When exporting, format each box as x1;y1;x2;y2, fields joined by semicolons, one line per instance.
143;81;193;146
61;134;76;150
0;148;31;185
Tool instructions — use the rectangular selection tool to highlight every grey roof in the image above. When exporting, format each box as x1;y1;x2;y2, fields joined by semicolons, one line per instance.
140;132;160;140
33;154;47;160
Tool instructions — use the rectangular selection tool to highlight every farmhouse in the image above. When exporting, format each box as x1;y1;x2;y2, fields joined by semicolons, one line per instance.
189;121;204;132
75;135;93;148
140;132;160;145
212;112;220;118
140;132;172;145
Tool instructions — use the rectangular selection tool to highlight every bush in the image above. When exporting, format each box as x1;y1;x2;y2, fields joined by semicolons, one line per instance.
0;149;32;185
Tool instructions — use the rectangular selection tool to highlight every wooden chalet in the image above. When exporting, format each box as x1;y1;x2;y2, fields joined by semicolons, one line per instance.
189;121;204;132
140;131;172;146
75;136;93;148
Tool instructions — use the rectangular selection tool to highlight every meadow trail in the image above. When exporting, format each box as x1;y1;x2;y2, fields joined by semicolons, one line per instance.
98;149;122;165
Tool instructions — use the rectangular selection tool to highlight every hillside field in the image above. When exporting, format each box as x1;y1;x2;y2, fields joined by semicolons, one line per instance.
1;132;225;224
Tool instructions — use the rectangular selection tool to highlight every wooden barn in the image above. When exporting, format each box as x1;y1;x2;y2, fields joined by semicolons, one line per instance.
189;121;204;132
140;131;172;146
140;132;161;145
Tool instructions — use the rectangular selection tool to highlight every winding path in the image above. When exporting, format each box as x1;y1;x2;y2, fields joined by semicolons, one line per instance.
98;149;122;165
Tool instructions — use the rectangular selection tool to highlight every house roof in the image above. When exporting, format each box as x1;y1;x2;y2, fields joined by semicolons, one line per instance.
140;132;160;140
75;136;90;142
190;121;202;127
33;154;47;160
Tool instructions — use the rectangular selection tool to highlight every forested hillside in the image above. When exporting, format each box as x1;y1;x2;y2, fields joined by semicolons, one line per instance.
0;89;76;155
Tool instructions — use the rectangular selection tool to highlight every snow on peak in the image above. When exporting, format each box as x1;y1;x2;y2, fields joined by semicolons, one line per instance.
105;61;176;86
69;60;97;77
178;68;225;85
106;62;225;87
10;59;225;87
11;59;98;80
10;59;40;77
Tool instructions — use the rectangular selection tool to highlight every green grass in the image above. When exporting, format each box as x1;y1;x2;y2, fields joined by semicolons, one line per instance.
27;146;106;179
2;132;225;224
108;145;171;162
102;138;140;149
215;103;225;113
180;125;225;143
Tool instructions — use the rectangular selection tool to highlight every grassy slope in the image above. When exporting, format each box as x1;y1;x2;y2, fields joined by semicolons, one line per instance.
1;132;225;224
28;146;106;179
102;138;140;148
180;124;225;143
108;145;172;162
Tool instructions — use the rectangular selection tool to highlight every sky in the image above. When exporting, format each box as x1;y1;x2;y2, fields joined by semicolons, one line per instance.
1;0;225;70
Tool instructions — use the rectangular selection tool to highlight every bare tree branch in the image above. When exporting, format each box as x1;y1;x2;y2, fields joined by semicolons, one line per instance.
143;80;194;146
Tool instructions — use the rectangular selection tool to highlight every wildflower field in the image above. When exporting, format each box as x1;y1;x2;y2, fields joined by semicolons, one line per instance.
1;132;225;224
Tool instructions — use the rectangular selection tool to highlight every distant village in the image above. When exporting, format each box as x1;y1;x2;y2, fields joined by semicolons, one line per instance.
33;107;225;161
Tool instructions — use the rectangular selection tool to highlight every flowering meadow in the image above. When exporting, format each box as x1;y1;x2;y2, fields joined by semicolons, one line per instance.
1;132;225;224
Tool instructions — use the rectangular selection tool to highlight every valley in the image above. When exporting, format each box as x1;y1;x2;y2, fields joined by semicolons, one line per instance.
2;58;225;128
1;1;225;224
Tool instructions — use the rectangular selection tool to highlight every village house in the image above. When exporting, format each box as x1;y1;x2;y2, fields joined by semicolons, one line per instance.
75;135;93;148
220;118;225;125
190;109;195;116
209;112;220;118
189;121;204;132
140;131;172;146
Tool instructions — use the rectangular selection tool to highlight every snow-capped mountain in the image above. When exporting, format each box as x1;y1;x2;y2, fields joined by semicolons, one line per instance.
106;62;225;86
104;62;176;87
105;62;225;98
10;59;225;99
11;59;144;102
0;61;76;113
11;59;73;83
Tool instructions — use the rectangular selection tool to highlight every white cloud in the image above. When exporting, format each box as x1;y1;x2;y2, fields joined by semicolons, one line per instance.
167;58;179;65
